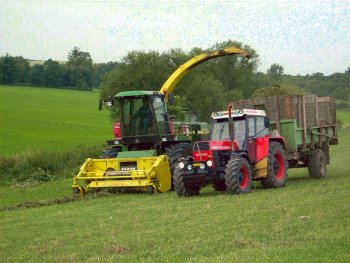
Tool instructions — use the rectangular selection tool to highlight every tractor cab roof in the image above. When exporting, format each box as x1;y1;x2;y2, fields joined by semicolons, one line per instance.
115;90;162;98
212;109;266;120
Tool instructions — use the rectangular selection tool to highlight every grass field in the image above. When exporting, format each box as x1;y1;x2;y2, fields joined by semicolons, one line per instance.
0;85;111;155
0;86;349;262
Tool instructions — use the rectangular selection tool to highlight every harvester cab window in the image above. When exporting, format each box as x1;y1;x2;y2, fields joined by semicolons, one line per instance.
152;96;169;135
120;98;131;134
120;97;155;136
132;97;154;135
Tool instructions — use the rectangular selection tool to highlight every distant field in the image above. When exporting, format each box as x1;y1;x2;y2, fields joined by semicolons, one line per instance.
0;85;112;155
337;110;350;128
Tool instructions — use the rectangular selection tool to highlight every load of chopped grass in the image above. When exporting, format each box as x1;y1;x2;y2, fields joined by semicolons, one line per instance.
250;84;306;98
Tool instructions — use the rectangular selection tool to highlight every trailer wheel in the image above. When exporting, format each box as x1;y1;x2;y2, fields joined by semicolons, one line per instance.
212;181;226;191
308;149;327;178
224;157;252;194
173;164;200;197
262;142;288;188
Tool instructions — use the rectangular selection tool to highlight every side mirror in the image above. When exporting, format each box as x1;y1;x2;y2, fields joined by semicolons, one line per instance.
105;96;115;108
264;116;270;128
99;96;115;111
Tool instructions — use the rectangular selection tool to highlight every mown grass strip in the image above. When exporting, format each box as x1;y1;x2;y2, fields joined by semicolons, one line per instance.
0;191;114;212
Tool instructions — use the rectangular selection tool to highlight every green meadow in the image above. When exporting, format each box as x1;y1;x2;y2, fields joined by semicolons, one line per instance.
0;85;111;155
0;85;349;262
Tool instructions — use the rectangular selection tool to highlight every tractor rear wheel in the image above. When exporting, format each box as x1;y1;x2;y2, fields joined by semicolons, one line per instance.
173;163;200;197
224;157;252;194
262;142;288;188
308;149;327;178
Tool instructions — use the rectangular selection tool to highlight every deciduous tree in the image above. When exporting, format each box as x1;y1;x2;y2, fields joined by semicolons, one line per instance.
66;47;93;90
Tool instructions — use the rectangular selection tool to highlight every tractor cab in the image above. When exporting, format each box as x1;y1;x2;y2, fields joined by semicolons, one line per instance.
115;91;172;147
193;109;270;164
189;109;273;179
210;109;270;151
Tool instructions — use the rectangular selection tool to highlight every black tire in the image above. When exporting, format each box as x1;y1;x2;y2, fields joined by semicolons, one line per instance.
173;163;200;197
212;181;226;191
168;143;192;173
261;142;288;188
224;157;252;194
167;143;192;189
308;149;327;178
147;186;154;194
73;186;85;196
101;147;120;158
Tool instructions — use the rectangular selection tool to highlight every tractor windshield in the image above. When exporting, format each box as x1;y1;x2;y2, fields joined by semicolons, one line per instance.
210;118;247;148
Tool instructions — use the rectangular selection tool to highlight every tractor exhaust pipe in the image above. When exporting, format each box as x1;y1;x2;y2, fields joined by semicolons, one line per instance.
227;104;235;150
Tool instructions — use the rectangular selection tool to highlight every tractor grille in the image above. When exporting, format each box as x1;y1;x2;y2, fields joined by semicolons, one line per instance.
193;141;210;151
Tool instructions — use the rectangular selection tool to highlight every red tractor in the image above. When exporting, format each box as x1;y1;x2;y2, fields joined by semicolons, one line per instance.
173;106;288;196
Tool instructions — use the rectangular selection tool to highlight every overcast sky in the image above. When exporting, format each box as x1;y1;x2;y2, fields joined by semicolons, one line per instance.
1;0;349;75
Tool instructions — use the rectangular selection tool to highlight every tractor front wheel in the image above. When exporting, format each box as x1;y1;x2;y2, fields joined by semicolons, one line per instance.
167;143;192;189
308;149;327;178
168;143;192;174
262;142;288;188
224;157;252;194
173;163;200;197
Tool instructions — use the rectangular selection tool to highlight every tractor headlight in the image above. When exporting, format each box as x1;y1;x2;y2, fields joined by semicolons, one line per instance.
178;162;185;169
187;164;193;171
206;160;213;167
199;163;205;170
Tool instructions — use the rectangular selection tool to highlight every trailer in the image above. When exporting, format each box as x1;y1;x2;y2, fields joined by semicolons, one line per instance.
232;94;338;178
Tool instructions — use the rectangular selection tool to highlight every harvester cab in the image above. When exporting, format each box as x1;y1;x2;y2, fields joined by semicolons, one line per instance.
103;91;209;157
174;108;288;197
117;91;170;145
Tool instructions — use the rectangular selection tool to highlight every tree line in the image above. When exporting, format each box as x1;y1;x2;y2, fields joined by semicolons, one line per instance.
0;47;118;90
1;41;349;119
99;40;350;120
